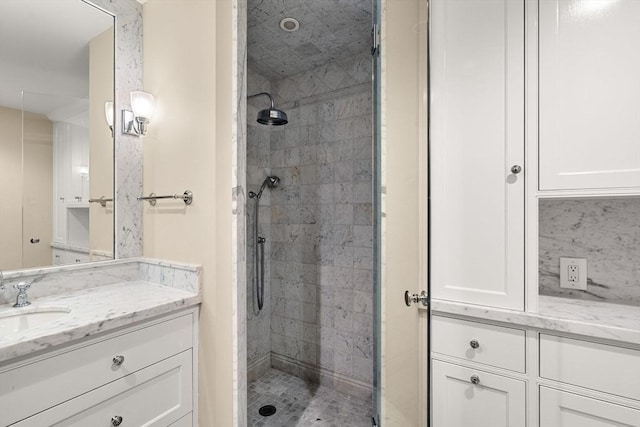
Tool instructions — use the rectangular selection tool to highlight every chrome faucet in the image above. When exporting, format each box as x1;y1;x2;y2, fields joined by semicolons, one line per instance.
0;270;4;291
13;282;31;307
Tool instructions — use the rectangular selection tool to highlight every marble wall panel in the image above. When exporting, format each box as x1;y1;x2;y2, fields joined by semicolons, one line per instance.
266;54;374;392
246;68;273;377
539;198;640;306
91;0;144;259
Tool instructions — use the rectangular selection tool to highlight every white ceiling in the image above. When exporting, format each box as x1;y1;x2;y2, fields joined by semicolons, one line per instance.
0;0;113;115
248;0;372;79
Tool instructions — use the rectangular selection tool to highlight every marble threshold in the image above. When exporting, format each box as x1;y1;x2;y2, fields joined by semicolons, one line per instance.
432;295;640;346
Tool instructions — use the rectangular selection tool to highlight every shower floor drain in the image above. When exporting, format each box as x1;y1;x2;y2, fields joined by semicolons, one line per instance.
259;405;277;417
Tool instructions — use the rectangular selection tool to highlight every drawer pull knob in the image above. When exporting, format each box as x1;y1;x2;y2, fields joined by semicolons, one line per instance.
470;375;480;385
470;339;480;349
511;165;522;174
112;355;125;366
111;415;123;426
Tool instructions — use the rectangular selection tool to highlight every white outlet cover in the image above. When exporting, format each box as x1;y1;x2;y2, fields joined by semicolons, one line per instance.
560;257;587;290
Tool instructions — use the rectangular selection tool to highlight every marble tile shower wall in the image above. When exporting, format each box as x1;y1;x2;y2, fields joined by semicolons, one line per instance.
539;197;640;306
268;53;374;391
247;69;273;377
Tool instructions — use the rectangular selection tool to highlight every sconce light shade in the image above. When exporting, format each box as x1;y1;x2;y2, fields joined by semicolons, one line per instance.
130;91;155;136
130;91;155;120
104;101;114;135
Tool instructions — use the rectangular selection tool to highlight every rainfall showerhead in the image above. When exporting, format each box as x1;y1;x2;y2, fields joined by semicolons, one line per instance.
248;92;288;126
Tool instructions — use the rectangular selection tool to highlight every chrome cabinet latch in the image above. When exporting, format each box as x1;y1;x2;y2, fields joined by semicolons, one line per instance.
404;290;429;307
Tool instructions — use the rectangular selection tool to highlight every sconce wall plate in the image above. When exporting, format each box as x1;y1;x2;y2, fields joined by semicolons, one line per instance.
122;109;140;136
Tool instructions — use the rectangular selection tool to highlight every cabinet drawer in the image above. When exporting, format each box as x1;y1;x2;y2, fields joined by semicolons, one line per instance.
1;313;193;426
540;334;640;401
540;386;640;427
432;316;526;373
432;360;526;427
14;350;193;427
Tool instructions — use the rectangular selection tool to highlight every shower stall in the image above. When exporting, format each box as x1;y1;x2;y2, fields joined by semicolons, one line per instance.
245;1;375;424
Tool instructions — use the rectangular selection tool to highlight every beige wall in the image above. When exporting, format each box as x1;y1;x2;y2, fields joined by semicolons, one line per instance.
0;107;53;270
0;107;25;269
89;27;115;258
142;0;234;425
22;112;54;268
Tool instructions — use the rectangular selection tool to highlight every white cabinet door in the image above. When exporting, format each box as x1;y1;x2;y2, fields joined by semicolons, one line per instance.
431;0;525;310
432;360;526;427
540;387;640;427
538;0;640;191
14;350;193;427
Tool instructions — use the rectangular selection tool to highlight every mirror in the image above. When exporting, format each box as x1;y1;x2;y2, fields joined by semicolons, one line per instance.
0;0;115;270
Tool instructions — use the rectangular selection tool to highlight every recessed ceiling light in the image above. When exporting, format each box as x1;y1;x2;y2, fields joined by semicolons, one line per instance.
279;17;300;32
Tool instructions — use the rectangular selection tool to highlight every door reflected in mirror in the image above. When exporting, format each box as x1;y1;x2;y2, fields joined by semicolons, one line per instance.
0;0;114;269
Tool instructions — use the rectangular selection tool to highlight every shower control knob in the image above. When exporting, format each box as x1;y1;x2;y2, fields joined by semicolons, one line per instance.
511;165;522;174
470;339;480;349
470;375;480;385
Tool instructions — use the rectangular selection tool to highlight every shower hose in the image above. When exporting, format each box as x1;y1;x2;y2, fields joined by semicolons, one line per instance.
253;196;265;310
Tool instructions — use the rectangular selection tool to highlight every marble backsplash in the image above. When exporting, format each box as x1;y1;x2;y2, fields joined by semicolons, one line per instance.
539;197;640;306
0;258;201;305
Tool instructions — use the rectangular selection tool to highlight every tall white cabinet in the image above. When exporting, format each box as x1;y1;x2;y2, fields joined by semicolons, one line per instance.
430;0;640;426
430;0;525;310
52;119;91;265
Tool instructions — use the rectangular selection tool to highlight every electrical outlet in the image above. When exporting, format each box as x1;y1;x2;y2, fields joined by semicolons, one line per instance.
560;257;587;290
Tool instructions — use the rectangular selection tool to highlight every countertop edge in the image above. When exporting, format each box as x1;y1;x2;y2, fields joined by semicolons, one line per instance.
0;290;201;365
431;298;640;347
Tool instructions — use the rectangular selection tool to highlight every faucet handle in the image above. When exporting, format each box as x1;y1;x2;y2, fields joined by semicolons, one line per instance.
14;282;31;292
13;282;31;307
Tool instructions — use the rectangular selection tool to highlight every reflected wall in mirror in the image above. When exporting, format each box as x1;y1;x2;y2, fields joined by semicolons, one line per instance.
0;0;115;270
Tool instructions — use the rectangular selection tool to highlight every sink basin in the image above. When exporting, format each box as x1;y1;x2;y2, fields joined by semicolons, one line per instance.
0;307;71;334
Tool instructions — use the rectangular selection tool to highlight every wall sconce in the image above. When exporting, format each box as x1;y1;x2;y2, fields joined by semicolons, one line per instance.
122;91;155;136
104;101;114;136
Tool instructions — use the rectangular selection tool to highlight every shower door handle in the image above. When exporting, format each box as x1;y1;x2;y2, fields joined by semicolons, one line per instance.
404;290;429;307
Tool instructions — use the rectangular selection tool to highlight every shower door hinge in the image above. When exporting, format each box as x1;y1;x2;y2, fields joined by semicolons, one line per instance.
371;24;380;56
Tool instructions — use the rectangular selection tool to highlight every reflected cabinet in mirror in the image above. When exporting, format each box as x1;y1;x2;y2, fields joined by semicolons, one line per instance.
0;0;115;269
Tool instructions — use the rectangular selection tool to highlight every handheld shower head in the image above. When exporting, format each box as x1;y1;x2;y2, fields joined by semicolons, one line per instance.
250;175;281;199
266;176;280;188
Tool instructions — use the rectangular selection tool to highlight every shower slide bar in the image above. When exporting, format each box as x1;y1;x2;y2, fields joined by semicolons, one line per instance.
138;190;193;206
88;196;113;207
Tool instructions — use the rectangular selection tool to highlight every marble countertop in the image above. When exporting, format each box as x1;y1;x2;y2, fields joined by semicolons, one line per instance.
432;295;640;346
0;281;201;364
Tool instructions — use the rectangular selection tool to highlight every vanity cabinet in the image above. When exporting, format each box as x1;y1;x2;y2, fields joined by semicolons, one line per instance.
538;333;640;427
0;310;197;426
430;312;640;427
538;0;640;192
430;0;525;310
432;360;526;427
431;315;527;427
539;387;640;427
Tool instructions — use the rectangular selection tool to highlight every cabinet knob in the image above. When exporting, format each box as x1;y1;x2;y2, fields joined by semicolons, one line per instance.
111;415;123;426
112;355;125;366
470;339;480;349
510;165;522;174
470;375;480;385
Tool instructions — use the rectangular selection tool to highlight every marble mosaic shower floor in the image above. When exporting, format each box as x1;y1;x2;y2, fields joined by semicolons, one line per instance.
248;368;374;426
